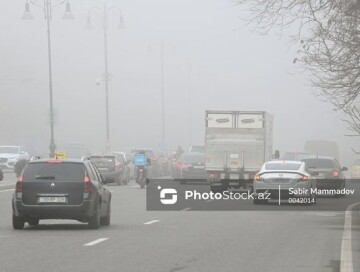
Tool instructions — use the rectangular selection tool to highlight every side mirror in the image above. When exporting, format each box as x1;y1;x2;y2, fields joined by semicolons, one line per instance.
341;166;348;171
273;150;280;159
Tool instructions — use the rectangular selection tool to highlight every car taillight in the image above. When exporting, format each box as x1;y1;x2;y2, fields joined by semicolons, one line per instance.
302;175;309;181
209;172;219;179
83;176;93;196
139;168;144;173
115;161;122;168
47;160;62;164
254;174;262;181
15;176;23;198
332;170;339;177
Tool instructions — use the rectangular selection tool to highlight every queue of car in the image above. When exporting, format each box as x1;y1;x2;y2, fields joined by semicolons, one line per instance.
4;143;354;230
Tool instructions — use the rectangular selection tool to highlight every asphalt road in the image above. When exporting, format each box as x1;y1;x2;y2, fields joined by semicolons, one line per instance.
0;173;359;272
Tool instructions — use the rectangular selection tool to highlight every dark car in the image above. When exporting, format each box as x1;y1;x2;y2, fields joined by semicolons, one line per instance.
301;156;347;194
12;158;112;229
173;152;207;184
90;155;127;185
0;169;3;181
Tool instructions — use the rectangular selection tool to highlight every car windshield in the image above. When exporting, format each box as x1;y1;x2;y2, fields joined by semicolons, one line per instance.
302;158;335;169
23;162;85;182
0;146;19;154
264;163;301;171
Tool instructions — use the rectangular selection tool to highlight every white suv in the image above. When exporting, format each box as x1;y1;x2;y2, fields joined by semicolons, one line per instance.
0;146;29;171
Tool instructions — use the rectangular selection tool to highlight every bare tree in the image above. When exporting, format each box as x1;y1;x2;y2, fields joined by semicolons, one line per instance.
237;0;360;136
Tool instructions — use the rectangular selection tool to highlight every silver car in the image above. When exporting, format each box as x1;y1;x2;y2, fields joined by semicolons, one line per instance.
253;160;317;205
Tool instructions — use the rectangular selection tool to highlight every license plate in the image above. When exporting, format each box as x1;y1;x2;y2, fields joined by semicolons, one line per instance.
229;174;239;180
38;197;67;203
317;173;325;179
97;167;108;171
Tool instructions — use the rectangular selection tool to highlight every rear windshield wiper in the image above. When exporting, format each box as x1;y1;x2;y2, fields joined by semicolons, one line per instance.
35;175;55;180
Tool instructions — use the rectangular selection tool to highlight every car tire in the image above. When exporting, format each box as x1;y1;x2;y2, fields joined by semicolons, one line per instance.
28;218;39;226
12;214;25;230
100;202;111;226
88;203;101;229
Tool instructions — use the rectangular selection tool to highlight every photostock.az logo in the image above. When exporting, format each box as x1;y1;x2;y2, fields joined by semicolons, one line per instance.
158;186;178;205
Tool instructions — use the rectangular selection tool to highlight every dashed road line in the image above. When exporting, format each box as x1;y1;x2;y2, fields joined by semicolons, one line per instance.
181;207;192;211
84;238;109;247
144;220;160;225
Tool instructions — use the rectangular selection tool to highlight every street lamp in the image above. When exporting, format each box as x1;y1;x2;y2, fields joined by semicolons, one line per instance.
22;0;74;157
86;5;125;152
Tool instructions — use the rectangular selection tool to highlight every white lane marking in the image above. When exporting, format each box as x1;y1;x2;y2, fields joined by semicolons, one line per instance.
84;238;109;247
0;189;14;193
181;207;191;211
340;202;360;272
144;220;160;225
206;199;213;203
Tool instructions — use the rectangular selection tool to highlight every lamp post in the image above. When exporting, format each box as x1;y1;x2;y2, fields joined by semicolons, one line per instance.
86;5;125;153
22;0;74;157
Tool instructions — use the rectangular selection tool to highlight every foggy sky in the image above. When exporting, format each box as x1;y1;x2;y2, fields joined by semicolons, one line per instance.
0;0;357;165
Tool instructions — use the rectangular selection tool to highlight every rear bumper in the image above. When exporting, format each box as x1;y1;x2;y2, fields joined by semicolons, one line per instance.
100;170;122;181
316;179;343;189
12;197;96;220
180;170;207;180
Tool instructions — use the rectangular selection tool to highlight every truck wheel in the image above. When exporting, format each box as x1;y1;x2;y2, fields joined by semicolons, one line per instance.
210;185;225;193
13;214;25;229
254;199;267;205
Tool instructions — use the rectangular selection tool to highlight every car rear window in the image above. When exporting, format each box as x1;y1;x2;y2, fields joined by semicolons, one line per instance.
23;162;85;182
301;158;335;169
90;156;115;167
184;153;205;163
265;163;301;171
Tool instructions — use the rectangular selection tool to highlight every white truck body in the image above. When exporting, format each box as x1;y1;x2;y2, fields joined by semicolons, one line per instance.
205;111;274;190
